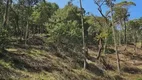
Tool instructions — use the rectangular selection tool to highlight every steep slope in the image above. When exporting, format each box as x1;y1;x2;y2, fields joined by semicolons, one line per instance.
0;44;142;80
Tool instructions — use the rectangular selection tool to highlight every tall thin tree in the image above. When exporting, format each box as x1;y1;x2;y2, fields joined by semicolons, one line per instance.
79;0;87;69
109;0;121;74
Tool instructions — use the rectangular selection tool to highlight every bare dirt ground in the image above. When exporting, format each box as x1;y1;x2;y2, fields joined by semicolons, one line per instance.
88;44;142;80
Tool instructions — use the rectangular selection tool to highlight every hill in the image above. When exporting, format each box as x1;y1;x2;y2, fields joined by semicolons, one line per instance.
0;44;142;80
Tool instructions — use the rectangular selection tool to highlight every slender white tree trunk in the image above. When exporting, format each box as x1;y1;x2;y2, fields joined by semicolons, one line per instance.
109;0;121;74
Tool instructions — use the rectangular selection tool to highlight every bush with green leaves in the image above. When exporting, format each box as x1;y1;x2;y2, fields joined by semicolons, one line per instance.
0;29;10;50
45;5;82;53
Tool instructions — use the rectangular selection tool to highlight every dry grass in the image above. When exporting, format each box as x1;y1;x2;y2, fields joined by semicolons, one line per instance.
0;44;142;80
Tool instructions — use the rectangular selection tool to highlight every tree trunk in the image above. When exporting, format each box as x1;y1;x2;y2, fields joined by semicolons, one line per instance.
79;0;87;69
103;37;107;54
25;21;29;46
124;19;127;51
1;0;10;50
134;31;138;53
110;0;121;74
2;0;10;28
118;30;122;46
119;19;123;45
97;38;103;59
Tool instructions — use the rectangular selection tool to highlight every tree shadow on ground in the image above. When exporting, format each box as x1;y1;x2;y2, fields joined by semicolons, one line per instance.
105;48;115;54
124;52;142;60
87;56;115;71
122;66;142;74
0;50;61;73
87;63;104;76
0;64;25;79
113;75;126;80
131;54;142;60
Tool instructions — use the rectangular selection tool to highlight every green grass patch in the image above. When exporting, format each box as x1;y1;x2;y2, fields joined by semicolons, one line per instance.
136;78;142;80
0;60;12;68
28;49;45;57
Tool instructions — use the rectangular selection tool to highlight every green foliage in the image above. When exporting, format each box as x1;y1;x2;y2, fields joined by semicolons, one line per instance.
127;20;140;30
46;5;82;45
0;0;139;53
86;16;110;42
137;78;142;80
114;1;136;7
31;2;59;24
113;7;128;22
0;29;10;50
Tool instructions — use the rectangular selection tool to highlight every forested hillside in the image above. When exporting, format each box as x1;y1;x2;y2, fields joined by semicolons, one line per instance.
0;0;142;80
